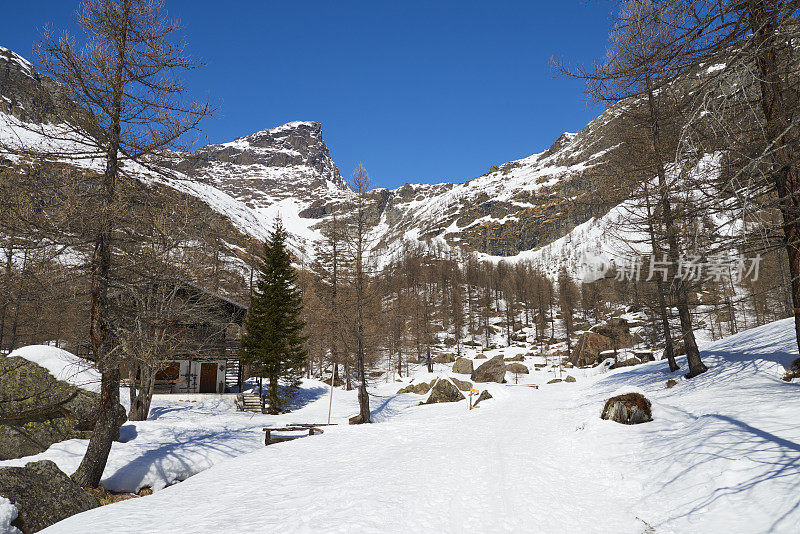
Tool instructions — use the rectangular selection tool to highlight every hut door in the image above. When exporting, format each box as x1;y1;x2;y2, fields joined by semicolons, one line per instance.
199;362;217;393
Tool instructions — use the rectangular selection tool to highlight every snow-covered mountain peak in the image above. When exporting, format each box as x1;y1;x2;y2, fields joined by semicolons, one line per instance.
0;46;35;79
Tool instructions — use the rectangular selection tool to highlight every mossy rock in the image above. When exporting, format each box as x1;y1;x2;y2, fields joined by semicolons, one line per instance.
0;355;126;461
433;354;456;364
666;379;678;389
547;378;563;384
564;375;576;383
504;354;525;362
474;354;488;360
0;460;100;532
601;393;652;424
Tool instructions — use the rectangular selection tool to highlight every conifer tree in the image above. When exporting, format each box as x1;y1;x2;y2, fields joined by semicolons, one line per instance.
241;220;308;414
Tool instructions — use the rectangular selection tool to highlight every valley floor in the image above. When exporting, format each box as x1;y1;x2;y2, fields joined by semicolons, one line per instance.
6;320;800;533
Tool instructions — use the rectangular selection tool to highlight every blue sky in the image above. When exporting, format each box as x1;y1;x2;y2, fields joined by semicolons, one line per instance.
2;1;612;189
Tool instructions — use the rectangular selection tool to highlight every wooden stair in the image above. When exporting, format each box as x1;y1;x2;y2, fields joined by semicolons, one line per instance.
236;393;263;413
225;359;241;392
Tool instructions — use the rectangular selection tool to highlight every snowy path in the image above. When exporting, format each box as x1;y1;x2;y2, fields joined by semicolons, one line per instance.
42;386;643;533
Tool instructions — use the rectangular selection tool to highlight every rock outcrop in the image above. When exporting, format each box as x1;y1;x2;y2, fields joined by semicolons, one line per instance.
0;355;126;461
505;362;529;375
452;358;474;374
601;393;652;425
424;379;466;404
474;390;493;406
471;356;507;383
0;460;99;533
449;377;473;391
570;332;614;367
397;380;435;395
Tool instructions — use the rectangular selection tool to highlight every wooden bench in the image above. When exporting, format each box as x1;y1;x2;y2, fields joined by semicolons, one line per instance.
262;426;324;446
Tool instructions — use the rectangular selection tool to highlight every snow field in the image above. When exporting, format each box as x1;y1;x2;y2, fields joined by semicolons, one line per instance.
2;319;799;532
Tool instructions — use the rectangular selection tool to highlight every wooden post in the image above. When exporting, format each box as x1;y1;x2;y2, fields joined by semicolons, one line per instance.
264;429;271;446
327;370;335;425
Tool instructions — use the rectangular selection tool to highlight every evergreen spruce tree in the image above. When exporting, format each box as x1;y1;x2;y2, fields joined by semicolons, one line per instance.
241;220;308;413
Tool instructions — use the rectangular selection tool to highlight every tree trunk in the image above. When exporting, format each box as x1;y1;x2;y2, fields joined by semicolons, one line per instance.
268;373;279;414
71;3;130;487
747;0;800;357
128;363;156;421
645;76;705;377
644;182;679;372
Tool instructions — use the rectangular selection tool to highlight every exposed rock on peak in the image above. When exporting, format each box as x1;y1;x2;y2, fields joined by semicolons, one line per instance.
0;45;78;125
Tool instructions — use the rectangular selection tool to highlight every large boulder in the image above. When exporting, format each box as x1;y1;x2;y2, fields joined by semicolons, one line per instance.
570;332;614;367
452;357;474;374
397;380;435;395
595;318;633;348
449;377;473;391
0;355;127;460
601;393;652;424
610;357;641;369
424;379;466;404
0;460;100;533
783;357;800;381
505;362;529;375
470;355;507;383
433;354;455;364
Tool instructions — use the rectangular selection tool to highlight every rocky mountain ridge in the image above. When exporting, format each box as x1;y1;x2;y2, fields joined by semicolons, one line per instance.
1;44;635;264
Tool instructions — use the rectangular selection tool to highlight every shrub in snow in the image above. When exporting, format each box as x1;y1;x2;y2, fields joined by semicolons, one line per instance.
601;393;652;425
0;460;99;532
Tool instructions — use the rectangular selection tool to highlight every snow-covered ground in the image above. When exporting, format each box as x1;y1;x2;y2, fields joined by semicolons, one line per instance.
0;319;793;532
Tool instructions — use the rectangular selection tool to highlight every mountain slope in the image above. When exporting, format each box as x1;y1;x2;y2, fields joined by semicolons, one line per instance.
0;44;642;266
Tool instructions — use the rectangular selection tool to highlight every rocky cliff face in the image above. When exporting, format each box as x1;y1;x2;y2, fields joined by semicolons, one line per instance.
0;46;82;126
173;121;346;210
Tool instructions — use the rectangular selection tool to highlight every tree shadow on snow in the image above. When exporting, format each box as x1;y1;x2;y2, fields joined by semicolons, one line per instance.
646;414;800;531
